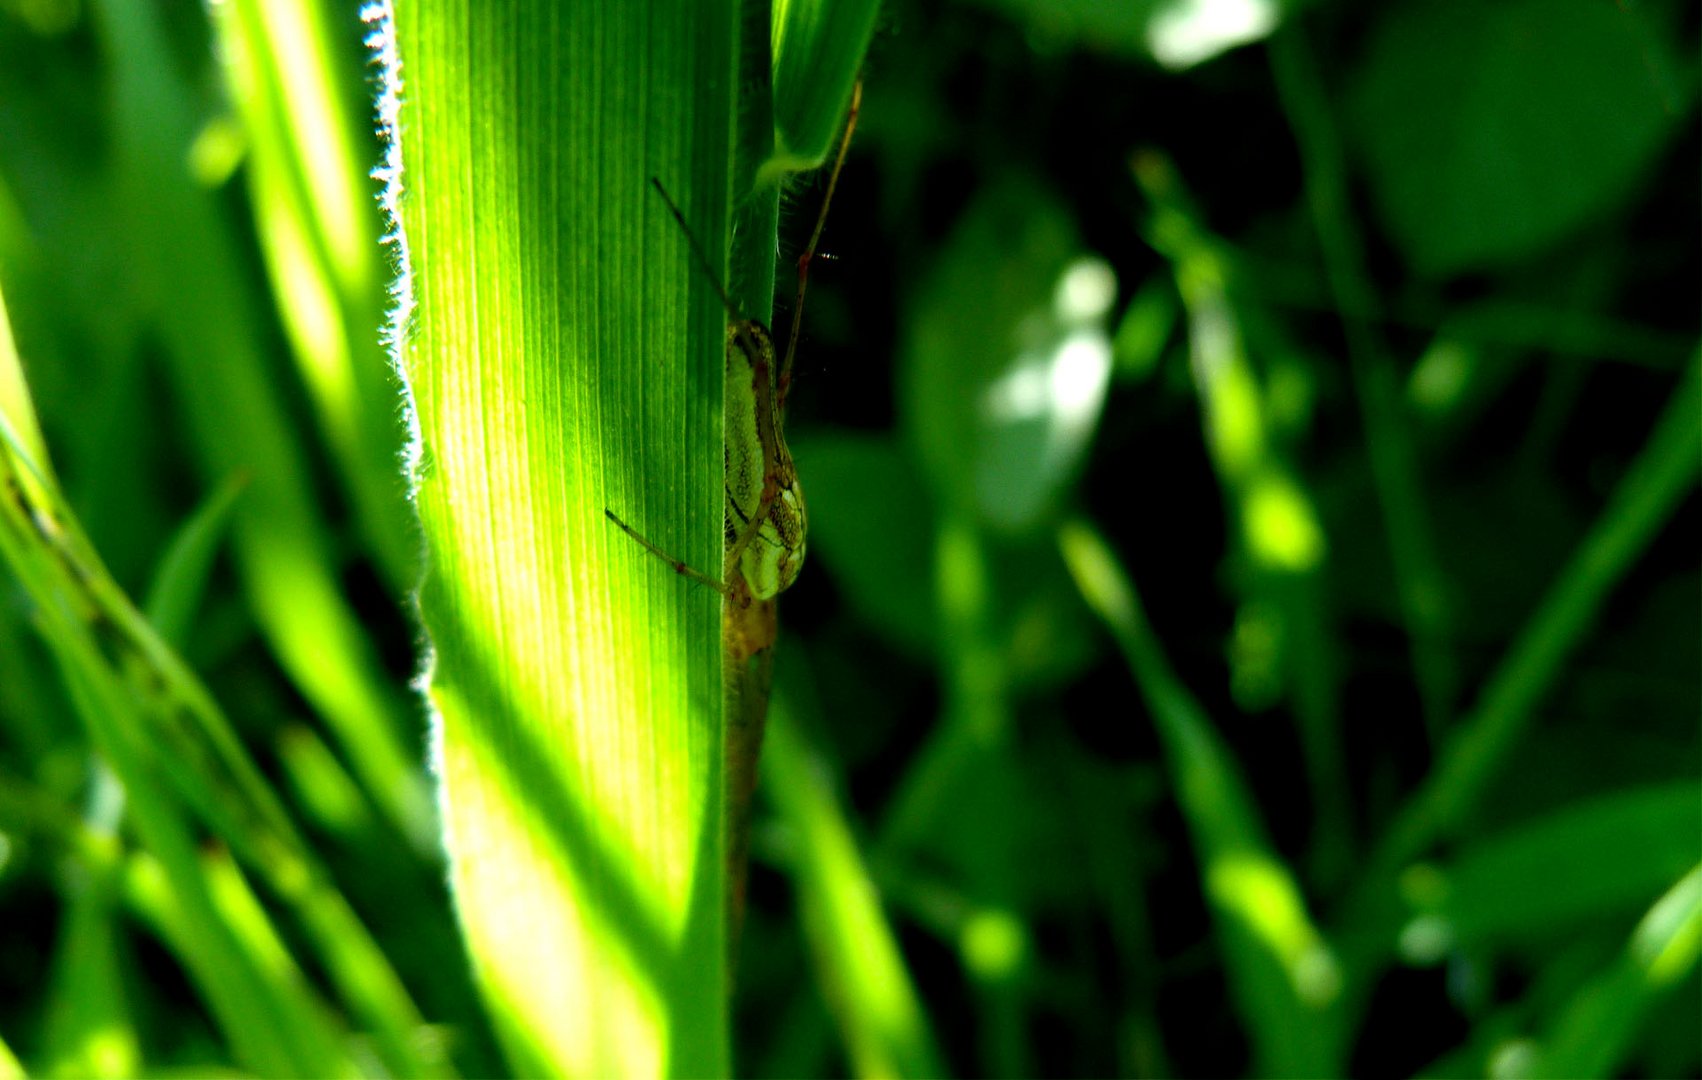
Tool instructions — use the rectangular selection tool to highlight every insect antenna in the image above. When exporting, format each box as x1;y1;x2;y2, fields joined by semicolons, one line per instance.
648;178;769;369
778;78;862;415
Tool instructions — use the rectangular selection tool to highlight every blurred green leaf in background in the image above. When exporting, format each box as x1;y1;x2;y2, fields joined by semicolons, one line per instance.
0;0;1696;1077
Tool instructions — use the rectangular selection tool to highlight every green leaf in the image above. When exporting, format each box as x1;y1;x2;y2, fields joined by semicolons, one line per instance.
901;177;1111;535
958;0;1153;57
1349;0;1685;274
379;1;739;1073
771;0;880;174
959;0;1280;68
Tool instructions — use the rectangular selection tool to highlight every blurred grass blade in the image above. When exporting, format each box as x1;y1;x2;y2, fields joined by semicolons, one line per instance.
0;297;256;1068
0;464;331;1073
1398;783;1702;962
1524;864;1702;1080
142;471;249;648
1133;152;1349;881
197;841;459;1079
200;847;359;1074
1060;517;1344;1078
764;677;945;1080
1270;23;1456;738
211;0;415;589
93;0;431;846
0;282;439;1078
931;513;1034;1077
0;272;48;474
279;721;378;841
770;0;880;177
375;2;738;1073
121;848;349;1076
1373;353;1702;874
40;786;139;1079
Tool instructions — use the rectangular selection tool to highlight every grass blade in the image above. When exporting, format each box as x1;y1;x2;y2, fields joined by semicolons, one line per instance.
39;780;138;1079
375;1;741;1072
0;280;439;1078
764;674;945;1080
141;472;249;648
1372;353;1702;875
770;0;880;176
1270;23;1456;738
211;0;416;589
94;0;432;847
1526;864;1702;1079
1398;783;1702;961
1134;153;1350;882
1060;517;1344;1077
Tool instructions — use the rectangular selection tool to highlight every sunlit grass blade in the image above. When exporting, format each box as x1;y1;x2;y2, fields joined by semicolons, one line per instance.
1060;517;1344;1077
93;0;431;847
763;673;945;1080
0;1033;21;1080
0;274;47;473
211;0;415;591
121;848;350;1077
0;282;440;1078
769;0;880;177
374;2;740;1073
197;849;362;1074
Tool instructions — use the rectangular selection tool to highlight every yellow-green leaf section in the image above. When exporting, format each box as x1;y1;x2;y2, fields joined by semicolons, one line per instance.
379;1;739;1074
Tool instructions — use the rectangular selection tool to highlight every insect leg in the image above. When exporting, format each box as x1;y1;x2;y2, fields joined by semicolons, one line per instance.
604;508;733;597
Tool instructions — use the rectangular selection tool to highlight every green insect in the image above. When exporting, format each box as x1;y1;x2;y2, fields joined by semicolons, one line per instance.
602;216;808;608
605;84;858;621
604;85;859;941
